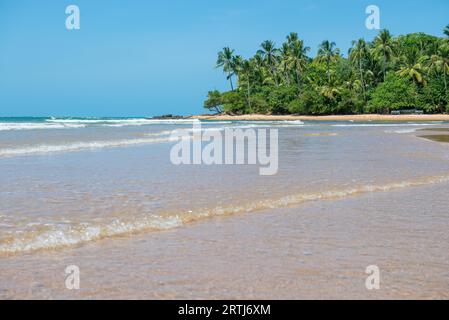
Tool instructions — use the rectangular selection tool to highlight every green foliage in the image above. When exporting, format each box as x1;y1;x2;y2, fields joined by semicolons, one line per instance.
204;90;223;113
250;92;270;114
420;76;449;113
367;73;418;113
221;91;247;115
337;87;364;114
206;27;449;115
266;86;298;114
287;85;325;115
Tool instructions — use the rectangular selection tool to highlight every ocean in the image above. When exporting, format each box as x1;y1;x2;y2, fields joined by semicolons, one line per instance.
1;117;449;298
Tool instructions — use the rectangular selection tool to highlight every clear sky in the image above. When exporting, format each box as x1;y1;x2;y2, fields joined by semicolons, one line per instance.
0;0;448;117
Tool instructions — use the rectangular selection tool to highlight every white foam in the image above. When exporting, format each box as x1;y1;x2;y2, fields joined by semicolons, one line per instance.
331;123;441;128
46;118;199;125
0;136;178;157
0;215;183;254
201;121;234;125
142;130;174;137
0;123;86;131
235;120;304;126
385;128;418;134
2;173;449;255
279;120;305;125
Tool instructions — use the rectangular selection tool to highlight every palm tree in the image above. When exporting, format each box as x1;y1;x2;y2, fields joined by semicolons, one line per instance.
396;48;428;86
279;43;292;85
320;84;341;100
239;60;253;110
286;32;299;45
444;24;449;38
216;47;236;90
429;43;449;97
317;40;340;84
257;40;280;86
364;47;383;86
344;78;362;96
289;39;310;94
317;76;342;114
231;55;243;76
349;39;368;101
373;29;394;81
252;52;266;85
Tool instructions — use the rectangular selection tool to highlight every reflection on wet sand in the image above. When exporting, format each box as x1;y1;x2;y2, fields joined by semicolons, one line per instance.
418;127;449;143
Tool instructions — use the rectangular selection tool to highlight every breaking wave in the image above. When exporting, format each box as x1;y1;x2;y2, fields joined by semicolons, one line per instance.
0;136;178;157
46;118;199;126
1;173;449;255
384;128;418;134
331;122;442;128
0;123;86;131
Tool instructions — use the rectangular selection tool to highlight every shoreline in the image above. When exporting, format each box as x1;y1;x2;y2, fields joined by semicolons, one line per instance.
191;114;449;122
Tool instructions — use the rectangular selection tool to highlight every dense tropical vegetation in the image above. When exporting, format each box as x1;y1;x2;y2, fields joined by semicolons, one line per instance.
204;25;449;115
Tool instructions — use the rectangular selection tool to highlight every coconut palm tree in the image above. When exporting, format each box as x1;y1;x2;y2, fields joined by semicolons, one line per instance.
444;24;449;38
286;32;299;45
231;55;243;77
216;47;236;90
257;40;280;86
317;40;340;84
238;59;254;110
373;29;394;81
396;47;428;86
289;39;310;94
251;52;266;85
320;84;341;100
349;39;368;101
429;43;449;97
318;76;342;114
279;43;292;85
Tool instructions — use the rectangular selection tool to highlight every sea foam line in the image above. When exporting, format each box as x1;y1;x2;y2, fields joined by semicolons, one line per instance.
1;173;449;255
0;123;86;131
46;118;199;125
0;136;177;157
331;123;442;128
0;124;286;158
45;118;306;127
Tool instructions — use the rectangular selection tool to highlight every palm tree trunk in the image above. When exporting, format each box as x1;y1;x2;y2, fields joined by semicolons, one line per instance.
359;58;366;102
228;72;234;90
284;71;290;85
443;69;448;113
246;80;251;110
272;66;279;87
296;69;301;96
444;69;448;98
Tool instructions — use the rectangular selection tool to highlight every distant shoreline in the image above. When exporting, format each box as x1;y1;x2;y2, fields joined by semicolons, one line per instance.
191;114;449;122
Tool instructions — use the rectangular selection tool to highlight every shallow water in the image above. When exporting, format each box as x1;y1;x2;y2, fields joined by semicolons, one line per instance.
1;117;449;298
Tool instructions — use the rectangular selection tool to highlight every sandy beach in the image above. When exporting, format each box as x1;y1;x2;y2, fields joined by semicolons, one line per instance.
192;114;449;122
1;118;449;299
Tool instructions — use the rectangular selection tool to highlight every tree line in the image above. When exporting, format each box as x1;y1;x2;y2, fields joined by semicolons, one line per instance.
204;25;449;115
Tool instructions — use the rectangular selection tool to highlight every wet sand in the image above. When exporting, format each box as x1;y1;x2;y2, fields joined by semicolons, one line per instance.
418;127;449;143
420;135;449;143
1;181;448;299
193;114;449;122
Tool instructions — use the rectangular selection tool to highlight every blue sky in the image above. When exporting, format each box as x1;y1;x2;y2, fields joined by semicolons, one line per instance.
0;0;448;117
